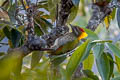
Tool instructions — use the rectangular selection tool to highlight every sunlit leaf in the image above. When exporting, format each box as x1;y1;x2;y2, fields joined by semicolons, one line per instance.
66;40;89;78
79;0;86;16
107;43;120;58
0;52;23;80
96;53;110;80
111;8;116;20
83;54;94;70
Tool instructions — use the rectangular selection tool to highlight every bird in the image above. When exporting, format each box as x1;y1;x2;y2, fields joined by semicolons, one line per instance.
47;24;88;55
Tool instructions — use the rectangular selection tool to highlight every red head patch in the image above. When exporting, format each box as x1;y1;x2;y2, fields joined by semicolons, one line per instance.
79;27;84;32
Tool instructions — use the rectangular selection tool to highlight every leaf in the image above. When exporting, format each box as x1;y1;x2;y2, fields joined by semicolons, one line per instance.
50;55;66;66
31;51;43;69
66;40;89;78
48;0;60;22
3;26;11;39
0;29;5;41
93;44;104;59
34;25;43;36
117;7;120;29
8;4;16;23
72;0;80;6
67;6;78;23
81;42;95;61
115;55;120;72
111;8;116;20
107;43;120;58
83;54;94;70
0;52;5;56
40;17;53;28
82;70;99;80
11;28;22;48
107;53;114;79
96;53;110;80
83;28;99;40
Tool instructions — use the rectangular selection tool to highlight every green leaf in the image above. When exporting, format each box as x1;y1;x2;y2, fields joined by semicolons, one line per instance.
82;70;99;80
11;28;22;48
50;55;66;66
83;54;94;70
8;4;16;23
3;26;11;39
107;53;114;79
48;0;60;22
111;8;116;20
72;0;80;6
107;43;120;58
115;55;120;72
66;40;89;78
93;44;104;59
117;7;120;29
96;53;110;80
34;25;43;36
84;28;99;40
67;6;78;23
40;17;53;28
0;52;5;56
81;42;95;61
31;51;43;69
0;29;5;41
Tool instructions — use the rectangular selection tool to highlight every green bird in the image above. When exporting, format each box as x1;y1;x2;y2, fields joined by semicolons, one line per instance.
48;25;88;55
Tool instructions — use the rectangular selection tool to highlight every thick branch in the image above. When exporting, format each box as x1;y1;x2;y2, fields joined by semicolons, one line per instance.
86;0;120;31
56;0;74;27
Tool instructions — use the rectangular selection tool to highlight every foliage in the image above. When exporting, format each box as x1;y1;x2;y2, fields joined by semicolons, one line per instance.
0;0;120;80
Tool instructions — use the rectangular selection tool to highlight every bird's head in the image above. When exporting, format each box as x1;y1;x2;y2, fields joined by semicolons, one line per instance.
70;24;88;40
